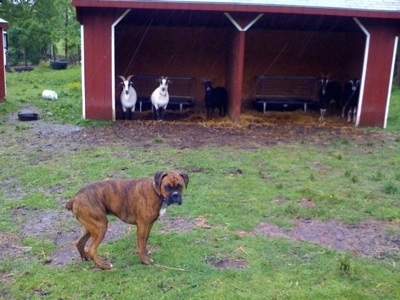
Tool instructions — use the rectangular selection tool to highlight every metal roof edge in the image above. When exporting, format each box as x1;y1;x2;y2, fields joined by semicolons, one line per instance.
72;1;400;19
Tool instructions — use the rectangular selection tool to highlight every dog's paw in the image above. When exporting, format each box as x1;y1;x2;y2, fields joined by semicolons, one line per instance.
99;262;113;270
137;248;151;255
141;257;154;265
81;249;91;261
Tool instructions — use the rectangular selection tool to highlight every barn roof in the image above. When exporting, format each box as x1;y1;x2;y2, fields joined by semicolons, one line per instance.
134;0;400;12
73;0;400;20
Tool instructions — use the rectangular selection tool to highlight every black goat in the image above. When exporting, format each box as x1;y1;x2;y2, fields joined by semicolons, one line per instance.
318;76;342;122
203;81;228;119
342;79;360;123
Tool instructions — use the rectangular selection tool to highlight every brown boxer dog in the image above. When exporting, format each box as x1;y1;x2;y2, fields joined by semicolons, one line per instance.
66;171;189;270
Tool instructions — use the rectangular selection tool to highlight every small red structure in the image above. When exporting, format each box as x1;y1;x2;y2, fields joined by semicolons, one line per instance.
0;18;8;103
72;0;400;128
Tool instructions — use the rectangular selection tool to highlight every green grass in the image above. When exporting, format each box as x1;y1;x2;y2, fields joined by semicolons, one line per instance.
1;63;110;126
1;67;400;299
387;86;400;131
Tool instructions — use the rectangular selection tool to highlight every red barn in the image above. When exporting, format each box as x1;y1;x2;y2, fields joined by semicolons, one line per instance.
72;0;400;127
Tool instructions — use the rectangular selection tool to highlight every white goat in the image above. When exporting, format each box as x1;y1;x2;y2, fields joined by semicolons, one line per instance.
151;76;170;121
118;75;137;120
42;90;58;100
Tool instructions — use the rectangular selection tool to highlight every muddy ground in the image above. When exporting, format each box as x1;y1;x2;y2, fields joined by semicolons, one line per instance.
1;107;399;269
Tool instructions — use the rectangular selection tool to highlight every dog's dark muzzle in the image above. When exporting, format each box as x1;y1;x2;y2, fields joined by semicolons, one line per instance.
167;191;182;205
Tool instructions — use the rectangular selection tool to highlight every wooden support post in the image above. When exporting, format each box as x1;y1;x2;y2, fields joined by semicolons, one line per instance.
226;30;245;123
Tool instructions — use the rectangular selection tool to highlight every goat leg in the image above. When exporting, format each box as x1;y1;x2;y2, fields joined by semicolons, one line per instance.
206;106;212;119
129;107;135;120
156;107;166;121
347;109;352;123
319;109;326;122
154;107;163;121
157;108;161;121
221;105;227;117
160;107;165;121
221;106;227;117
152;106;158;120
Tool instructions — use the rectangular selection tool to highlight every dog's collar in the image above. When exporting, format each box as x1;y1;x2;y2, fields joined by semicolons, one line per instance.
152;180;166;203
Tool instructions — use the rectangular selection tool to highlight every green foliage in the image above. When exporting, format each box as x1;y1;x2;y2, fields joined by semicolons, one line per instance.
387;86;400;131
0;0;80;65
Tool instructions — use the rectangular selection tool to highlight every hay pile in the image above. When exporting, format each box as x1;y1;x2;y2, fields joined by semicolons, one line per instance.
138;106;353;129
178;108;353;129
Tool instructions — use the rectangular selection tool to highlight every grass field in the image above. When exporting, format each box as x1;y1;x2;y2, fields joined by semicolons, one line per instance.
0;65;400;299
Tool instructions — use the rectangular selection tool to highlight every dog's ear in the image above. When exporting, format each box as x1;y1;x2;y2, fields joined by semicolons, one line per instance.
153;171;166;189
180;172;189;188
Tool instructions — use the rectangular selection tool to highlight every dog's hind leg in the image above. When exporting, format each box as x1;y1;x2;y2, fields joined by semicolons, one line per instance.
86;221;112;270
77;213;112;270
76;227;91;261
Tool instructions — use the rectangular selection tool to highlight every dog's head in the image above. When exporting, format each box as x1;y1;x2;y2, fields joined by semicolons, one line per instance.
153;171;189;206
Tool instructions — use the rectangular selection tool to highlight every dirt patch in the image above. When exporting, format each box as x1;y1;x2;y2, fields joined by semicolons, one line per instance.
206;256;249;269
255;219;400;260
2;107;393;154
3;207;195;266
158;216;196;233
3;205;134;265
1;107;399;267
5;208;398;267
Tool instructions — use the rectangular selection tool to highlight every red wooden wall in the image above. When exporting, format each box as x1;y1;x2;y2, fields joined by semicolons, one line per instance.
78;8;124;120
359;20;399;127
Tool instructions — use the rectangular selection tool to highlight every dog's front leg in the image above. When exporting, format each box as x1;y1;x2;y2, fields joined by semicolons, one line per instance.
136;222;154;265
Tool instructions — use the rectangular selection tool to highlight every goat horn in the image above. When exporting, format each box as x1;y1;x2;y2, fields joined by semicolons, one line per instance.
118;76;126;81
126;75;133;82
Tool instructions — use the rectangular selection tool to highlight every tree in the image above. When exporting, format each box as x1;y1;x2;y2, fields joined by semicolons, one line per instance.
52;0;81;63
0;0;80;66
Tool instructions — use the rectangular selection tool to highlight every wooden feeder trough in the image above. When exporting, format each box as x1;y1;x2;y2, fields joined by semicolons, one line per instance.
252;76;319;113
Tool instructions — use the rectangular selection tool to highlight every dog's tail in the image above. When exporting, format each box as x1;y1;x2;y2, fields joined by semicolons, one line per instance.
65;198;74;211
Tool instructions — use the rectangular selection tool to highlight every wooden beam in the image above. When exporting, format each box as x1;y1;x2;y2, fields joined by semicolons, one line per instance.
226;30;246;123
